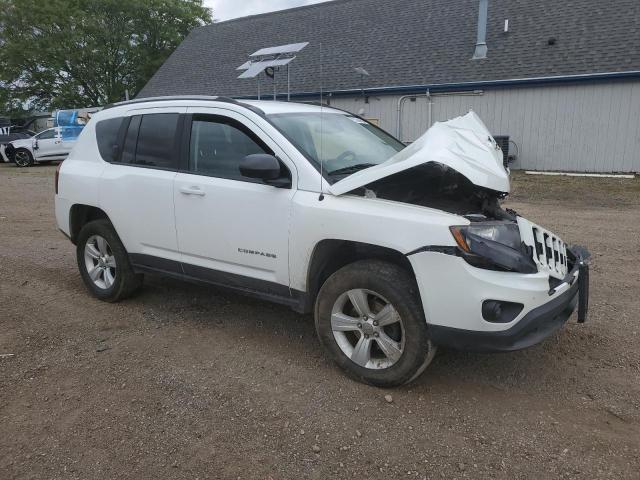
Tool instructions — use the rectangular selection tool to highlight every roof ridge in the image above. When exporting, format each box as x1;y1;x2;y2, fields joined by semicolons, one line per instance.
204;0;356;28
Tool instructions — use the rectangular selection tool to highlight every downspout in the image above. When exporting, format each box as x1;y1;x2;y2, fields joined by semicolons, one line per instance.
472;0;489;59
427;89;433;130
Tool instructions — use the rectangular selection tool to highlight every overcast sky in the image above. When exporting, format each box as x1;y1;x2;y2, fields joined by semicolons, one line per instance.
204;0;334;22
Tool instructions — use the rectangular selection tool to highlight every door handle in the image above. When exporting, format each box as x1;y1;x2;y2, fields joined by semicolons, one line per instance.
179;186;206;197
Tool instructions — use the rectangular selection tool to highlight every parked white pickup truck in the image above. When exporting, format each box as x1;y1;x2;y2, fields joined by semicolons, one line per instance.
54;96;590;387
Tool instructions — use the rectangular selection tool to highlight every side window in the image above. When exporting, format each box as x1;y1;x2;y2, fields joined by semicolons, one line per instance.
188;116;273;182
37;129;55;140
95;117;123;163
118;113;179;169
135;114;179;169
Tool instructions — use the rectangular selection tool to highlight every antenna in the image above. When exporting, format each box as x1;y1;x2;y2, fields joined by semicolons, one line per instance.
354;67;370;93
354;67;370;103
319;42;325;201
237;42;308;100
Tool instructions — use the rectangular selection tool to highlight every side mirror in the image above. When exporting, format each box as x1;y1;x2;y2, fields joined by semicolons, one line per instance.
240;154;291;188
33;139;38;150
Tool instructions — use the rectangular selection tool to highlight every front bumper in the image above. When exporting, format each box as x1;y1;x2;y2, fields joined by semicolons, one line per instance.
409;246;589;353
3;143;16;162
429;275;579;352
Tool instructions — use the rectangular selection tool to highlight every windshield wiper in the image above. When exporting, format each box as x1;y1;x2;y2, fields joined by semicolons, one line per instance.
328;163;376;176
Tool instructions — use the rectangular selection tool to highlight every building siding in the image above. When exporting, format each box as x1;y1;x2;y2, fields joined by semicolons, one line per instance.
327;80;640;173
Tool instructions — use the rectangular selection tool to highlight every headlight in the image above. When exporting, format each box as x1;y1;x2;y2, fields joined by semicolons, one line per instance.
450;222;538;274
451;222;522;251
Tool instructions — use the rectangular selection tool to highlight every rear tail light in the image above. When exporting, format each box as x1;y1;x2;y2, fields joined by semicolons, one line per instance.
55;162;62;194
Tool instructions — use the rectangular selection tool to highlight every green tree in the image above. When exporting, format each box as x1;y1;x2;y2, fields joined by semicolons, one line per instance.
0;0;211;112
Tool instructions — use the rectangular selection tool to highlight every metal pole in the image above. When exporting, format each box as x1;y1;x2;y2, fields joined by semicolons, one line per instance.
473;0;489;59
287;64;291;102
257;75;261;100
427;89;432;128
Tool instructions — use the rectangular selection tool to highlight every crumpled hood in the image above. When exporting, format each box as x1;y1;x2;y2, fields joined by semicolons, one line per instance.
329;111;510;196
8;138;33;149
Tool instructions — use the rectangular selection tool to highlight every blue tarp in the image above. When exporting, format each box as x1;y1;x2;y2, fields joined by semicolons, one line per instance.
54;110;86;141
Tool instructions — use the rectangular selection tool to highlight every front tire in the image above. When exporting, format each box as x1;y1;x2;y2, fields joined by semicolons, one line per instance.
315;260;436;388
76;219;143;302
14;148;34;167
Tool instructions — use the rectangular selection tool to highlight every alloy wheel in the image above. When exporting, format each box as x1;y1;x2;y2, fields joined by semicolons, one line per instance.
331;288;405;369
14;150;31;167
84;235;117;289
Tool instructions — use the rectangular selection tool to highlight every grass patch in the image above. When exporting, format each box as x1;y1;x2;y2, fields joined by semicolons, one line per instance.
509;171;640;208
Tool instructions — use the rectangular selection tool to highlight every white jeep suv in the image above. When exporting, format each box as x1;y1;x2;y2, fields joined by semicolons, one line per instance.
55;96;590;387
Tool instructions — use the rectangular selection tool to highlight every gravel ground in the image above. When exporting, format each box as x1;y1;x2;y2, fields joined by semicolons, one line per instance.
1;164;639;479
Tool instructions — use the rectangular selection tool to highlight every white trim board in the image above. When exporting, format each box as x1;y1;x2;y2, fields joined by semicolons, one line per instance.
524;171;635;179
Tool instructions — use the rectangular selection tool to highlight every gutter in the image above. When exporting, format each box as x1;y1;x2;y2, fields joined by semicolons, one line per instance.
234;70;640;101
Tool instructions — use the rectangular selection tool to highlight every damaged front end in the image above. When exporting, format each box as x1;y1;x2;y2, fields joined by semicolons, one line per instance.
330;110;517;225
331;111;581;279
350;161;541;273
328;111;591;344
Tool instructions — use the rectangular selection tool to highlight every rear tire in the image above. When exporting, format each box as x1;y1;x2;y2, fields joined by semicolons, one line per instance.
76;219;143;302
315;260;436;388
14;148;33;167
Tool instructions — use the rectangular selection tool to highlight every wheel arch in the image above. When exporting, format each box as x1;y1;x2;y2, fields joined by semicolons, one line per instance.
303;239;418;313
69;204;111;244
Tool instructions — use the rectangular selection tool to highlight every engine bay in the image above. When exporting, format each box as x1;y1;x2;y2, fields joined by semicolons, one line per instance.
354;163;516;221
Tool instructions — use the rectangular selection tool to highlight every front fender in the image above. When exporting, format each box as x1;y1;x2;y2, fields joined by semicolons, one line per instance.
289;191;462;292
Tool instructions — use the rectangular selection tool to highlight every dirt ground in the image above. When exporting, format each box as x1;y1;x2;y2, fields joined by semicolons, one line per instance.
1;164;639;480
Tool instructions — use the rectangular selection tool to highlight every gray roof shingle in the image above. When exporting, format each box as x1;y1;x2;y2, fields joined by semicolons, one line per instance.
138;0;640;98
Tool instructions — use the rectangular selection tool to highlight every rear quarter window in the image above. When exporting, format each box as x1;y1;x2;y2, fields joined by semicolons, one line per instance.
96;117;124;162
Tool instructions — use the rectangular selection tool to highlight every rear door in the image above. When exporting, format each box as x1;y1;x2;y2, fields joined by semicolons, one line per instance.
99;107;186;269
173;107;296;291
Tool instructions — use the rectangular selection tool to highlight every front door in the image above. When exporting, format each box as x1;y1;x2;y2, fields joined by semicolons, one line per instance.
33;128;64;160
173;108;295;292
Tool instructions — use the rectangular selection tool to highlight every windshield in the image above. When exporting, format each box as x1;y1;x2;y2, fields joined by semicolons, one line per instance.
268;112;405;180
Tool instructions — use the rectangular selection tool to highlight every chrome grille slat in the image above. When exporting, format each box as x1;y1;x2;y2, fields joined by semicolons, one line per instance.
517;218;569;279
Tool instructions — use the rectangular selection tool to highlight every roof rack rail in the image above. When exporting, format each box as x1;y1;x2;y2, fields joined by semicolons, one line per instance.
102;95;266;117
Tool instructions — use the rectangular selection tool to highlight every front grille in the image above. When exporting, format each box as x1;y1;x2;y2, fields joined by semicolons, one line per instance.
532;227;568;276
517;218;569;279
